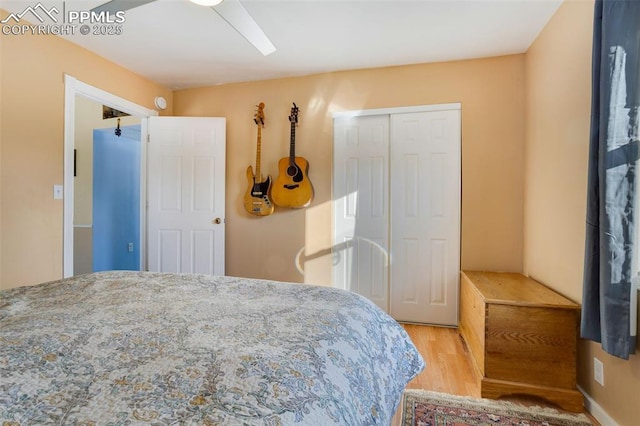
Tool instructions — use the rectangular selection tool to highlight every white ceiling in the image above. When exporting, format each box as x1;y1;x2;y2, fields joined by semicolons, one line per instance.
2;0;563;89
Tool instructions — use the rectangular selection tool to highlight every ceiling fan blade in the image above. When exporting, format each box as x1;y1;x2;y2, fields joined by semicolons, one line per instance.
213;0;276;56
91;0;156;13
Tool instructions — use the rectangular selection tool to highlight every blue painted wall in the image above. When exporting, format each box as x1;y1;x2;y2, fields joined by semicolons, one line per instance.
93;126;141;272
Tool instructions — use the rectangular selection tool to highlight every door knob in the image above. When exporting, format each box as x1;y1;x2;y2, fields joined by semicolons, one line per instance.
213;218;222;224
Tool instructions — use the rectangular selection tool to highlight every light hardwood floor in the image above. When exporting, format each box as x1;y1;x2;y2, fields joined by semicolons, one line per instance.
402;323;480;396
394;324;599;425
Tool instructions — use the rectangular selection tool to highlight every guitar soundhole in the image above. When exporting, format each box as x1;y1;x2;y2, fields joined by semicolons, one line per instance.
287;165;303;182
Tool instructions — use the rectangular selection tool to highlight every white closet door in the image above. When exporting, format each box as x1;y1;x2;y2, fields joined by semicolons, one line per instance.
147;117;226;276
333;115;390;312
333;107;460;325
390;110;461;325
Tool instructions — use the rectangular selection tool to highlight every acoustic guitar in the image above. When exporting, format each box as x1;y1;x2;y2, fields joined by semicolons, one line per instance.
272;103;314;208
243;102;274;216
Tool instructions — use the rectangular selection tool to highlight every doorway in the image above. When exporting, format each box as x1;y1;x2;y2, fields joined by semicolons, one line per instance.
74;124;143;274
63;75;157;278
72;95;143;275
64;76;227;278
92;125;141;272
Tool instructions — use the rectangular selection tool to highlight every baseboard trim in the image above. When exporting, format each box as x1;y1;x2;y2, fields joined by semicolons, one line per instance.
577;385;618;426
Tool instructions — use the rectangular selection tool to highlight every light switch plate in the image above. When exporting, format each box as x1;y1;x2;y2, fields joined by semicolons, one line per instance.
53;185;63;200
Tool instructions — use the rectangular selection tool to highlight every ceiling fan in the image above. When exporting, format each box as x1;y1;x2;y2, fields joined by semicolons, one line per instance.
91;0;276;55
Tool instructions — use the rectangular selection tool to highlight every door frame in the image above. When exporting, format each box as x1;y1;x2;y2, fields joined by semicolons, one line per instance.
332;103;461;119
63;75;158;278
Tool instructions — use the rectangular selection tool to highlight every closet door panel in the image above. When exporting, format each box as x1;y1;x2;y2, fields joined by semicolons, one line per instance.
390;110;460;325
333;115;390;312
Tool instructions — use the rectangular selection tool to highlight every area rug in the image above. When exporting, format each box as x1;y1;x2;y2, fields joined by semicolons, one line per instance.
402;390;593;426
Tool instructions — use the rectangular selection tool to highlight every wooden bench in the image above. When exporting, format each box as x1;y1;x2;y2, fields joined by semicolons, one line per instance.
459;271;584;412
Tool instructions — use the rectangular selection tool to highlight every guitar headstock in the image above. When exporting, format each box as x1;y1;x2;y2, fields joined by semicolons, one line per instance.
289;102;299;125
254;102;265;127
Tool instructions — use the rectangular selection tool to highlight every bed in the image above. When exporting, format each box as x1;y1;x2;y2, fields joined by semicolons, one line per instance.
0;271;424;425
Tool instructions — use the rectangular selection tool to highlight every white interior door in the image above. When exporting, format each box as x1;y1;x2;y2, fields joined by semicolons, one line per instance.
333;115;390;312
333;105;460;325
147;117;226;275
390;110;461;325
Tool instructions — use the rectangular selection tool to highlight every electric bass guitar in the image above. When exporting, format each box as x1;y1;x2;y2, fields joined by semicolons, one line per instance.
272;103;314;208
243;102;274;216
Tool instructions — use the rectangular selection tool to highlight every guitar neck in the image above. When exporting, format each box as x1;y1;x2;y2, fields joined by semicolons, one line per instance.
289;121;296;165
255;126;262;179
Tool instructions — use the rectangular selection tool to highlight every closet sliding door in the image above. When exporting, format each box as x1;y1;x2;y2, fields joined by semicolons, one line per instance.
333;105;461;326
333;115;390;312
389;110;461;325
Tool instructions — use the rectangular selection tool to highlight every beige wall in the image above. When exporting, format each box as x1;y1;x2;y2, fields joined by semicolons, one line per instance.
0;10;173;289
524;1;639;425
174;55;526;285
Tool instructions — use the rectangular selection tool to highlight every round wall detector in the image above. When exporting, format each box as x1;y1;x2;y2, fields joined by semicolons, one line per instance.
154;96;167;110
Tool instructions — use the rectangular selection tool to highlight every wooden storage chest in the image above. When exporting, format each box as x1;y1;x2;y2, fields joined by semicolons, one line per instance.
459;271;583;412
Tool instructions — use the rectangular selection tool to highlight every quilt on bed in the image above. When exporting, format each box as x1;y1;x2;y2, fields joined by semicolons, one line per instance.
0;271;424;425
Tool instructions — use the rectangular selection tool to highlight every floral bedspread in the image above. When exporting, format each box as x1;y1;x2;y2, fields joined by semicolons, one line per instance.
0;271;424;425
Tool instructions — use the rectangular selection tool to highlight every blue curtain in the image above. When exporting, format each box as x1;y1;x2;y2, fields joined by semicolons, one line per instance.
581;0;640;360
